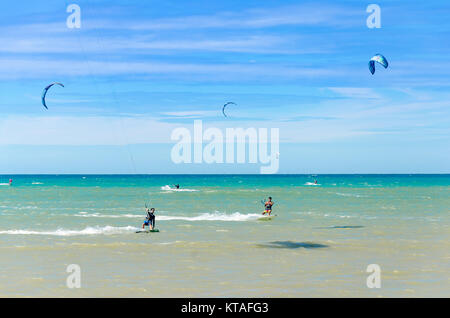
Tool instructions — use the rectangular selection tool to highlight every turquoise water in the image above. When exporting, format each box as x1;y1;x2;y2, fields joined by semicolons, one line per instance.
0;175;449;297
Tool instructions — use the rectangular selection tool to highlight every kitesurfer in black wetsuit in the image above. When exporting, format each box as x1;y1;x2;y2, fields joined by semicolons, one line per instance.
142;208;156;230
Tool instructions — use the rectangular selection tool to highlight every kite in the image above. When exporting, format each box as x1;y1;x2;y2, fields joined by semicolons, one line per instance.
369;54;388;75
222;102;236;117
42;82;64;109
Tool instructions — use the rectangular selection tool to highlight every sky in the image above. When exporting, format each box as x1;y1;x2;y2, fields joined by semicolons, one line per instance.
0;0;449;174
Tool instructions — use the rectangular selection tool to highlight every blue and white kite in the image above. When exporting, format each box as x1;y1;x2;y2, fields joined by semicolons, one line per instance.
369;54;389;75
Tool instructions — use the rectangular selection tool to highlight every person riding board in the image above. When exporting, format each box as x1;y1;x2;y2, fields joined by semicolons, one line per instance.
142;207;156;230
262;197;274;215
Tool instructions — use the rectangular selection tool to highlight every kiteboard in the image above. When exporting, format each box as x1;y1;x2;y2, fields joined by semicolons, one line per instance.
258;215;276;221
136;229;160;233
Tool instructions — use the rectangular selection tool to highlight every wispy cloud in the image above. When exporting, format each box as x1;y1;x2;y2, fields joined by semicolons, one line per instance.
0;114;374;145
0;34;317;54
0;1;449;173
0;58;343;80
327;87;382;99
80;4;362;31
160;110;218;118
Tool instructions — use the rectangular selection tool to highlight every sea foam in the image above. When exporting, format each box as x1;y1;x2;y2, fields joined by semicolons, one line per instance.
0;226;137;236
161;185;198;192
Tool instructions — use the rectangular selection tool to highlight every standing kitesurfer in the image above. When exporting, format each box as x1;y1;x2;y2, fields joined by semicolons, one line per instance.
262;197;274;215
142;208;156;230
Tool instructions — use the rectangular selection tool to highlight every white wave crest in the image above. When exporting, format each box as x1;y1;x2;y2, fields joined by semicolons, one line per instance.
161;185;198;192
72;212;261;222
335;192;367;198
0;226;137;236
74;213;142;218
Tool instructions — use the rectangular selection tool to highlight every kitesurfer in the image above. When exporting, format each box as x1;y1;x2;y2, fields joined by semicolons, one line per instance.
142;208;156;230
262;197;274;215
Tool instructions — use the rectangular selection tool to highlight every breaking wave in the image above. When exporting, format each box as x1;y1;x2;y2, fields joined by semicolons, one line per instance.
0;226;137;236
161;185;198;192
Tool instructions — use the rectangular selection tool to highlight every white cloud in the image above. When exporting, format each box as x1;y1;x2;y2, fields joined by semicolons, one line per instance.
0;4;358;57
161;111;218;118
0;34;310;54
77;4;361;31
0;58;342;80
327;87;382;99
0;115;175;145
0;114;385;146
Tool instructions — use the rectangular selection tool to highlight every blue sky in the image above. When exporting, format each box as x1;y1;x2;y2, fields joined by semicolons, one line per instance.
0;0;449;173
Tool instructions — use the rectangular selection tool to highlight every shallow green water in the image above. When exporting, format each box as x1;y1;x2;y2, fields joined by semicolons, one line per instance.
0;175;448;297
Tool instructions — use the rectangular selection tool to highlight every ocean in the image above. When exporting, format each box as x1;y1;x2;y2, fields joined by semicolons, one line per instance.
0;174;448;297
